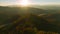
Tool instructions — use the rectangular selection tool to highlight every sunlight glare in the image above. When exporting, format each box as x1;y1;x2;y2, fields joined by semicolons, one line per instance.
20;0;30;6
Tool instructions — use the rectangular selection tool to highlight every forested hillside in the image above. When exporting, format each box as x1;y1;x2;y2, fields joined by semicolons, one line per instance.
0;6;60;34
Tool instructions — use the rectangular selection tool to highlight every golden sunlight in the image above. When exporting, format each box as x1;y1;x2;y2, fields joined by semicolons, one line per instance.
20;0;30;7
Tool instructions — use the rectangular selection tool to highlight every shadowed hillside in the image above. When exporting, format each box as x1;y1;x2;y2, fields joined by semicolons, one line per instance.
0;6;60;34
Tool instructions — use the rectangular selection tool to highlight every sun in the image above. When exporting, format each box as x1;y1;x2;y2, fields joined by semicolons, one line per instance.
20;0;30;6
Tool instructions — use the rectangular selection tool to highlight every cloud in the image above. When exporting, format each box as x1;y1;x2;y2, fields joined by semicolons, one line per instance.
31;2;60;5
0;2;60;6
0;2;17;6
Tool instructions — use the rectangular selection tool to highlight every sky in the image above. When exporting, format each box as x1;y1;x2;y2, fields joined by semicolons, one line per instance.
0;0;60;6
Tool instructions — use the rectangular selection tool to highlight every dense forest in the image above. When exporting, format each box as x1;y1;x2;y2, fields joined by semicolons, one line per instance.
0;6;60;34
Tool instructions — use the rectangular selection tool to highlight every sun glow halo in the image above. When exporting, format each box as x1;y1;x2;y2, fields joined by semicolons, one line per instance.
20;0;30;6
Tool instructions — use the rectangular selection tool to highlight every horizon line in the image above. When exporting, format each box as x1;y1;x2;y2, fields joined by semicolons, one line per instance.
0;2;60;6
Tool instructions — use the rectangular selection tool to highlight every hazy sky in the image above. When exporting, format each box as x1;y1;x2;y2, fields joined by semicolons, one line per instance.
0;0;60;6
32;0;60;2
